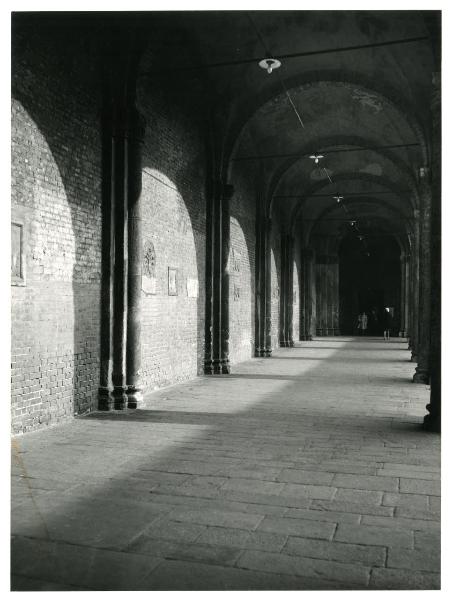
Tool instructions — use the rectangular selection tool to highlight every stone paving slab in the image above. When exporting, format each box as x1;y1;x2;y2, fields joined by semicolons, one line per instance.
310;498;395;517
334;523;414;548
369;567;440;590
282;536;387;567
10;337;440;590
236;549;371;586
138;558;357;590
257;515;336;539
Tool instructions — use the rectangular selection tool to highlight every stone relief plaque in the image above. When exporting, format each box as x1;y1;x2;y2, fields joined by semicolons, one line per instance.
187;278;199;298
11;222;25;286
168;267;178;296
143;240;156;278
142;239;156;295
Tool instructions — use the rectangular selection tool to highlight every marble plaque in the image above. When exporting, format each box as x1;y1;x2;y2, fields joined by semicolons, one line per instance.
11;222;25;285
168;267;178;296
187;278;199;298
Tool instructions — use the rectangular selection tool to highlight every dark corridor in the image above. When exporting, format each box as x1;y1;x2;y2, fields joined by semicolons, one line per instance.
339;234;401;335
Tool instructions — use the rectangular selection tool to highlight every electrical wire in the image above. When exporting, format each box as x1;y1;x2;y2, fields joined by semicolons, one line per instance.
247;13;306;130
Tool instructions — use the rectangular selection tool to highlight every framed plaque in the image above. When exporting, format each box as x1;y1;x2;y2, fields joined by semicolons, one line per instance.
168;267;178;296
11;221;25;286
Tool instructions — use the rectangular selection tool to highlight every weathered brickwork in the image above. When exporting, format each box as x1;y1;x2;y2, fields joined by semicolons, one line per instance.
11;26;101;433
271;223;282;350
229;169;256;365
139;88;206;391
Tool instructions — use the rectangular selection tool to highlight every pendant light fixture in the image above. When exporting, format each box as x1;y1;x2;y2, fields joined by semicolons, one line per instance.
258;58;281;74
309;153;324;165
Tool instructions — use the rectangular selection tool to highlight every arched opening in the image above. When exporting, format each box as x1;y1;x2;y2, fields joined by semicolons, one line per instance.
339;233;401;336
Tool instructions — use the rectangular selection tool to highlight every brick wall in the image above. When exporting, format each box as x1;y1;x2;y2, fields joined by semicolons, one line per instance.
270;222;281;350
228;169;256;365
11;24;101;433
138;87;206;391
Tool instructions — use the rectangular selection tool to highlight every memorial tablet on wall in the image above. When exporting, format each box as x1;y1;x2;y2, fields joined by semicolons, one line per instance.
168;267;178;296
11;221;25;286
187;278;199;298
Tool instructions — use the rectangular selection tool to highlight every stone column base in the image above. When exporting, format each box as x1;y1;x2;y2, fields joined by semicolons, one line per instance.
126;386;143;409
204;360;214;375
112;386;128;410
98;386;114;411
423;404;441;432
413;367;430;384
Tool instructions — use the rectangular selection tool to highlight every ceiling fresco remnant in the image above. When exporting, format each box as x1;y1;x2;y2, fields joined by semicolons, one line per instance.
351;89;384;113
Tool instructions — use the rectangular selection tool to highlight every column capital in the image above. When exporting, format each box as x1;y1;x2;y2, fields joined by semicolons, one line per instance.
213;180;234;199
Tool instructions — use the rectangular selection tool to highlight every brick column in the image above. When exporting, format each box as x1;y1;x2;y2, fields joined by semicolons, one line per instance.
264;217;273;356
126;108;146;408
254;207;265;357
98;52;145;410
204;180;233;374
410;212;420;362
413;172;432;384
424;70;441;430
402;251;411;338
329;254;340;336
220;184;234;374
255;211;273;357
315;260;325;336
301;248;314;340
279;235;295;347
316;253;339;336
399;251;407;337
287;236;295;347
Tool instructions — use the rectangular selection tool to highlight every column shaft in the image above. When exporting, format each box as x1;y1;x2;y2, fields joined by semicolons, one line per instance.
279;236;286;346
399;252;406;337
254;208;265;357
413;176;432;383
204;180;232;374
264;218;272;356
287;237;294;346
220;184;233;374
424;70;441;430
410;216;420;362
98;101;116;410
126;109;145;408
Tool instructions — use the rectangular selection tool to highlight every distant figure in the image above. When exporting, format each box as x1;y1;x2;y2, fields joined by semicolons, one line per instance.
357;312;368;336
382;307;393;340
368;308;379;335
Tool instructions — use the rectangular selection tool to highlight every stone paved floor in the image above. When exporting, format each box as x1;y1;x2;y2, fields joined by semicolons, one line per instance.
11;337;440;590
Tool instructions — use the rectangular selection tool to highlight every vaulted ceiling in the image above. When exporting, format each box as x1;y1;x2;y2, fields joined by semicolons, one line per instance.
138;10;439;252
